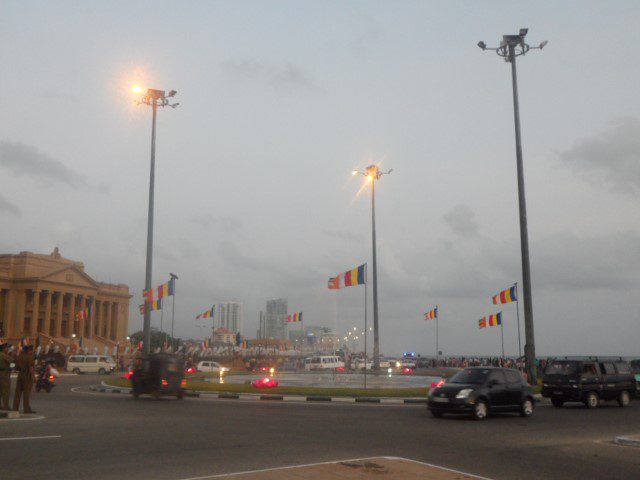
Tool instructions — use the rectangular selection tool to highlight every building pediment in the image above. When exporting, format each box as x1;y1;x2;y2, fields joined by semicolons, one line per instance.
40;266;99;289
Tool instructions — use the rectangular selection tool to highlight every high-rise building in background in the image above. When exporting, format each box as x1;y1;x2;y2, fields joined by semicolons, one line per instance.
264;298;287;339
215;302;242;334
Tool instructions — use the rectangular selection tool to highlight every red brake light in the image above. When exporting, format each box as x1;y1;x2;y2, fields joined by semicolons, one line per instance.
161;379;169;386
402;367;413;374
49;375;55;381
181;379;187;387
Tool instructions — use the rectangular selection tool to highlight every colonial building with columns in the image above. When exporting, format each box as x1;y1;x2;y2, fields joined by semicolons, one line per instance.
0;248;130;351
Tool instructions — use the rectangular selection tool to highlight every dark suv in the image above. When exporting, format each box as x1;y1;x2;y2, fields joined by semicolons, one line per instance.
427;367;535;420
542;359;637;408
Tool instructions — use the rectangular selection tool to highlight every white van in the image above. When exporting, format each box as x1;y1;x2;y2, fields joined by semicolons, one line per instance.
67;355;116;374
305;356;345;371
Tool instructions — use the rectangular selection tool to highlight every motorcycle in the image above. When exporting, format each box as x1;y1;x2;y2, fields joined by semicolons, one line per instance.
35;365;58;393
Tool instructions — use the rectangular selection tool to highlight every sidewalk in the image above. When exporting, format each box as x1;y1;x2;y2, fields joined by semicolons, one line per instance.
203;457;491;479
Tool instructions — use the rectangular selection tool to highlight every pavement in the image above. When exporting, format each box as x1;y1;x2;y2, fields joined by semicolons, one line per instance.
2;374;640;480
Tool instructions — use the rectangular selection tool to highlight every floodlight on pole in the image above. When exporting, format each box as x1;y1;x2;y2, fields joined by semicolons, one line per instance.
352;164;392;372
478;28;547;384
135;86;179;355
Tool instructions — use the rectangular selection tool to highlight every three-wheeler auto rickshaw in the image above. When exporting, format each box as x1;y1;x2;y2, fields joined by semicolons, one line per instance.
131;353;186;400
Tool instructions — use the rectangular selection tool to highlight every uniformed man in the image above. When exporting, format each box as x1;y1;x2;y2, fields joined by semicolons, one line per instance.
0;343;12;410
13;345;36;414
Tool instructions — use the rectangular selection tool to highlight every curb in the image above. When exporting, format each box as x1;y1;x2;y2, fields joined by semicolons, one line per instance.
96;382;429;405
614;436;640;447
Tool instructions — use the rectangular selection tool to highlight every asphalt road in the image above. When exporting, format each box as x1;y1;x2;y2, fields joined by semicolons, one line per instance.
2;374;640;480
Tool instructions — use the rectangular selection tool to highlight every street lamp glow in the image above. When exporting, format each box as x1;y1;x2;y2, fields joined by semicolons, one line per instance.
351;170;359;176
132;85;144;94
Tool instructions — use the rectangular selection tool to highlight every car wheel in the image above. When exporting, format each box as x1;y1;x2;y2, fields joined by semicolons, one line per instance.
98;368;106;375
46;386;52;393
520;398;534;417
430;410;443;418
585;391;599;409
551;398;564;408
473;400;488;420
133;390;140;399
152;390;161;400
618;390;631;408
72;368;80;374
177;390;184;400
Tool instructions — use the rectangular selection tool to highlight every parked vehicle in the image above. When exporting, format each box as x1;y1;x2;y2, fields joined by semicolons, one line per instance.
630;359;640;384
428;367;535;420
542;359;637;408
305;355;345;371
350;358;372;370
196;361;229;373
67;355;116;374
131;354;186;400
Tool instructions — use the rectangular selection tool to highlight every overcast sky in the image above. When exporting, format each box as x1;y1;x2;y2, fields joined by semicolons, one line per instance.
1;1;639;357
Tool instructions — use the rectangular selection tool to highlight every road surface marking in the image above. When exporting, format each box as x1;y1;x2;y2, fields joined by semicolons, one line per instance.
175;456;492;480
0;435;61;441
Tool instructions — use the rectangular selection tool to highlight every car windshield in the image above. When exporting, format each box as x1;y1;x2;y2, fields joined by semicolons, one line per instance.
545;362;578;375
449;369;490;384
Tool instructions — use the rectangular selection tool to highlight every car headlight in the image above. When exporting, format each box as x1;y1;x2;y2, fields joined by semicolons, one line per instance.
455;389;473;399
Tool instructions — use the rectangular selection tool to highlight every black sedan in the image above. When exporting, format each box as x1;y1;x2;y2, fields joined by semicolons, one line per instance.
427;367;535;420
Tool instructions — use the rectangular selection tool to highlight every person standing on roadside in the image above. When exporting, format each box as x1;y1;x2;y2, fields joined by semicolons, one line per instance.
13;345;36;414
0;343;12;410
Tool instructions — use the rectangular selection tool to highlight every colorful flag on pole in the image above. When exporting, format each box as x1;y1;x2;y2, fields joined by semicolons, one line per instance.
286;312;303;323
76;307;90;321
478;317;487;329
492;286;517;304
143;288;154;303
196;307;214;320
488;312;502;326
328;264;366;289
157;279;175;299
424;306;438;320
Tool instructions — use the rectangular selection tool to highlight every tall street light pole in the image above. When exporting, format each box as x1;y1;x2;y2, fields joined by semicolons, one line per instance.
135;87;179;355
478;29;548;384
352;165;392;372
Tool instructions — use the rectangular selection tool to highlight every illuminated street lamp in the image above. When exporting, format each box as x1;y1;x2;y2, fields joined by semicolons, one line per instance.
352;165;392;371
478;29;547;384
133;86;179;354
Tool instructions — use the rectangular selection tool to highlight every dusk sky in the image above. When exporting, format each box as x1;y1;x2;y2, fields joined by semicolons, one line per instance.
1;1;639;356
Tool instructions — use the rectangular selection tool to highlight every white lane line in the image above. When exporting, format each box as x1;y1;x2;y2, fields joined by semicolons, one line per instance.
174;456;493;480
0;435;61;442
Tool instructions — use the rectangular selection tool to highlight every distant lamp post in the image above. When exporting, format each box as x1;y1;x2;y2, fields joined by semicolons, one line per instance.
352;164;392;372
478;29;547;384
133;86;179;355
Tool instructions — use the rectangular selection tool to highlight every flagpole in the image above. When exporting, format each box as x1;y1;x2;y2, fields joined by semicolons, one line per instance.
500;318;505;358
169;273;178;352
514;282;522;360
364;263;368;389
160;301;164;351
435;307;439;359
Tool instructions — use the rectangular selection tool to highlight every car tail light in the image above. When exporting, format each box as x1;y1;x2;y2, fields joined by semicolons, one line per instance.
402;367;413;374
49;375;55;382
336;367;345;372
181;379;187;387
161;379;169;386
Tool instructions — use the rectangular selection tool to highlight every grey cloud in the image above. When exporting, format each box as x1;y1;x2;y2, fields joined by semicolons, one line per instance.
322;229;365;243
442;204;479;237
190;214;243;233
561;117;640;193
221;59;317;90
0;193;21;216
0;141;87;188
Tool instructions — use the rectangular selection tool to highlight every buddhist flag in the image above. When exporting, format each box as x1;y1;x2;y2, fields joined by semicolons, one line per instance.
478;317;487;329
76;307;90;321
143;288;154;303
492;285;517;305
151;299;162;311
157;279;175;299
328;264;366;289
488;312;502;327
424;306;438;320
196;307;214;320
287;312;303;323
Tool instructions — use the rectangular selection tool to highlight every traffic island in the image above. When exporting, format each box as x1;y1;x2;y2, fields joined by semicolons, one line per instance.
204;456;488;479
614;435;640;447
